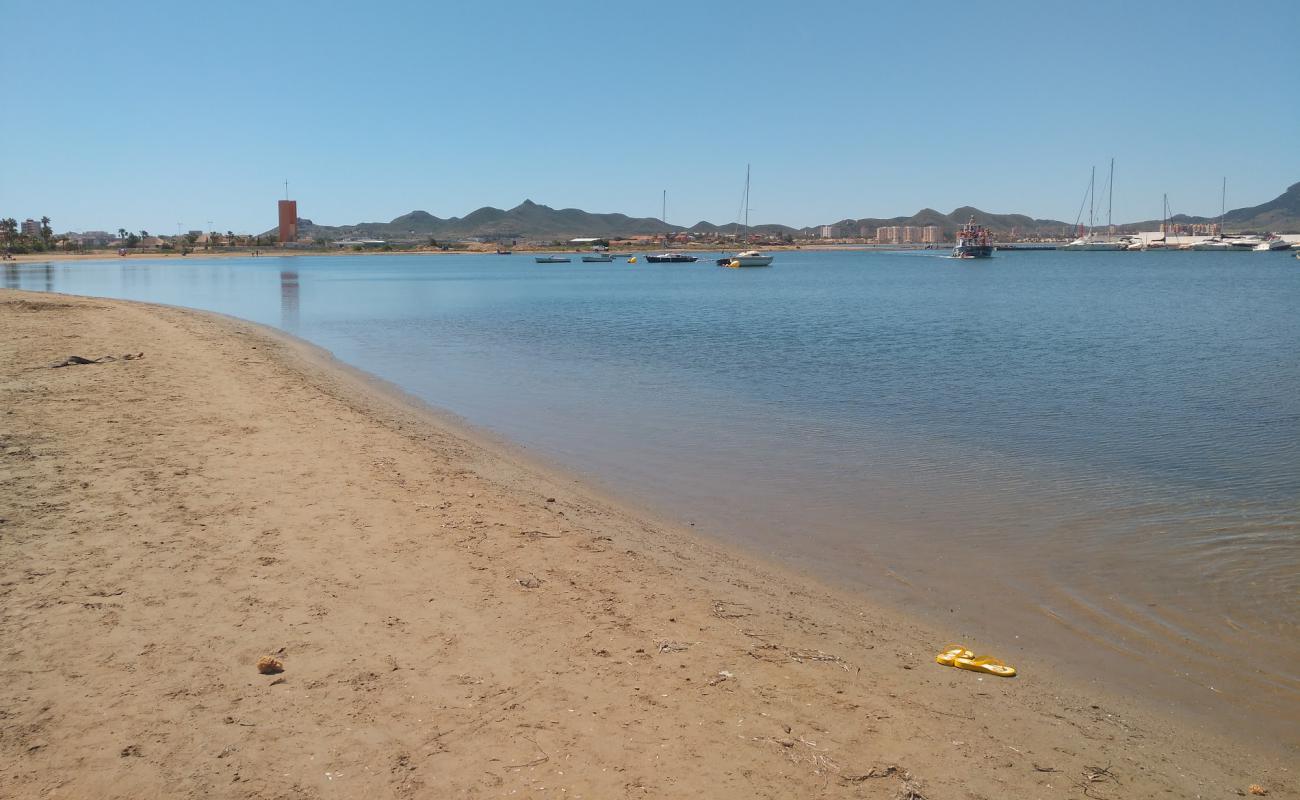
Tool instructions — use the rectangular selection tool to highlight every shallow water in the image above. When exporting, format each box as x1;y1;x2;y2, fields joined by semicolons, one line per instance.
7;249;1298;746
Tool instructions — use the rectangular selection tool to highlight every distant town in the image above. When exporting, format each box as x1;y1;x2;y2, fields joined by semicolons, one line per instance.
4;180;1296;256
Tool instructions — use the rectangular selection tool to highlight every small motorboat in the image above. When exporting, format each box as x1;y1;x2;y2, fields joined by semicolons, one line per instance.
644;252;699;263
534;255;570;263
715;250;775;267
495;249;512;255
581;254;614;262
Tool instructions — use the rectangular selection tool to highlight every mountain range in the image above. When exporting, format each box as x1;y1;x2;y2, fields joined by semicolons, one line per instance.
268;181;1300;242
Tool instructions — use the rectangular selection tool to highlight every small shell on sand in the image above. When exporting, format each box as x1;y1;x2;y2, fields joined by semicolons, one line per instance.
256;655;284;674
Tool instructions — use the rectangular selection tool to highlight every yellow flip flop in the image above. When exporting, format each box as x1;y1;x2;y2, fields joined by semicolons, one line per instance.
952;654;1017;677
935;645;974;667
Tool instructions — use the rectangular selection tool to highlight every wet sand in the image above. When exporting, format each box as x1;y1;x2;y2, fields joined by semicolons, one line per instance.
1;288;1294;799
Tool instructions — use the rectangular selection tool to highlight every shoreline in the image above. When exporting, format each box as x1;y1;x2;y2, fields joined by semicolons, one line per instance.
1;288;1294;798
5;243;952;264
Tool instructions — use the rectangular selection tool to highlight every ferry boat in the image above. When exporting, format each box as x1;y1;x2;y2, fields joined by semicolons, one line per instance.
952;217;994;258
645;253;700;263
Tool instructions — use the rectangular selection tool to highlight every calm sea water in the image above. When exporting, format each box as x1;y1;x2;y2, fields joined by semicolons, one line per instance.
7;250;1298;743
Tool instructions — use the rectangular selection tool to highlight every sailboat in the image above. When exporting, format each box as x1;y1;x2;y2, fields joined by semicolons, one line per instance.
717;165;775;267
1189;178;1236;250
1062;160;1127;251
1133;194;1175;250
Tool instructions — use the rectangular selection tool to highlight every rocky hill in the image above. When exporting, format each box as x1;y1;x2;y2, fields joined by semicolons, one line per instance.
266;181;1300;241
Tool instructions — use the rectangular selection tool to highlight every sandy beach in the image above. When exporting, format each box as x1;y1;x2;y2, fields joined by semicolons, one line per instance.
1;288;1293;799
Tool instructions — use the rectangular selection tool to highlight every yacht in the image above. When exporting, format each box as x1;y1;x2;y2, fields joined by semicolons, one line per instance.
1062;160;1128;251
716;250;775;267
1248;235;1290;251
1189;238;1236;251
1063;236;1127;251
716;166;776;267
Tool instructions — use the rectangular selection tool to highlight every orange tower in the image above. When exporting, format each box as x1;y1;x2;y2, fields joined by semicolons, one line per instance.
277;199;298;244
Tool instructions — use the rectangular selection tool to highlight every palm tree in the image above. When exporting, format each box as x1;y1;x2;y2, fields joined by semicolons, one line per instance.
118;228;128;241
39;216;52;246
1;218;17;244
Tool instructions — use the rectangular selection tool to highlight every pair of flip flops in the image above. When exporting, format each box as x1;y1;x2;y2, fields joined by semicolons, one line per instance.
935;645;1017;677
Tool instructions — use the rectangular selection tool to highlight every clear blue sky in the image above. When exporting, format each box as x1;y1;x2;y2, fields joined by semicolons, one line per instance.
4;0;1298;234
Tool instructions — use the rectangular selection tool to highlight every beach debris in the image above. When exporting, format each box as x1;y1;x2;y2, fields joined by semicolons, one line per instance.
48;353;144;368
1073;763;1118;797
657;640;691;653
711;600;753;619
506;734;549;769
516;575;543;589
256;655;284;674
935;645;1017;677
840;765;901;782
1248;786;1269;796
119;744;142;758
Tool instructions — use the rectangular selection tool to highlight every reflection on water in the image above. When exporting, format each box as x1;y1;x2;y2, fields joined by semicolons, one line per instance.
280;270;299;331
5;250;1299;747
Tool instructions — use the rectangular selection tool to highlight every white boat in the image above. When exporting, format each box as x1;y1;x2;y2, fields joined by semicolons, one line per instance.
1250;236;1290;251
1189;238;1236;251
1063;236;1127;251
717;165;777;267
718;250;774;267
581;254;614;262
1062;160;1128;251
534;255;570;263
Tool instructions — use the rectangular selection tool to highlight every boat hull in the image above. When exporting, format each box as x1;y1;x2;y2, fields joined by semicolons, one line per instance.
716;256;774;267
645;254;700;263
581;256;613;262
951;245;993;258
534;256;570;263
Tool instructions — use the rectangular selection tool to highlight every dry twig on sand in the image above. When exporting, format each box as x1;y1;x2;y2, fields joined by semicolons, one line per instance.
505;735;549;770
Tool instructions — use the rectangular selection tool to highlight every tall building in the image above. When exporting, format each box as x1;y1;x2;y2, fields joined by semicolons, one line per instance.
819;225;837;239
921;225;942;244
278;200;298;244
21;219;40;236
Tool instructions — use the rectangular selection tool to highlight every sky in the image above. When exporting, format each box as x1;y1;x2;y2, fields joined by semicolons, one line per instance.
3;0;1298;234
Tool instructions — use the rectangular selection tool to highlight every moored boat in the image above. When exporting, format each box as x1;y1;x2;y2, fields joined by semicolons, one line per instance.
581;254;614;262
716;250;774;267
952;217;994;258
645;253;700;263
534;255;570;263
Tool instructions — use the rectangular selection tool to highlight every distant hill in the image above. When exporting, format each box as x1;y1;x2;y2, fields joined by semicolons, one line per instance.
1126;182;1300;233
813;207;1074;239
266;200;690;242
265;181;1300;242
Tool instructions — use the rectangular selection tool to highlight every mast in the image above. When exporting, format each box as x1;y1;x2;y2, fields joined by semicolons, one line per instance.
1088;166;1096;236
662;189;666;225
1218;177;1226;236
1107;158;1114;233
743;164;750;229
